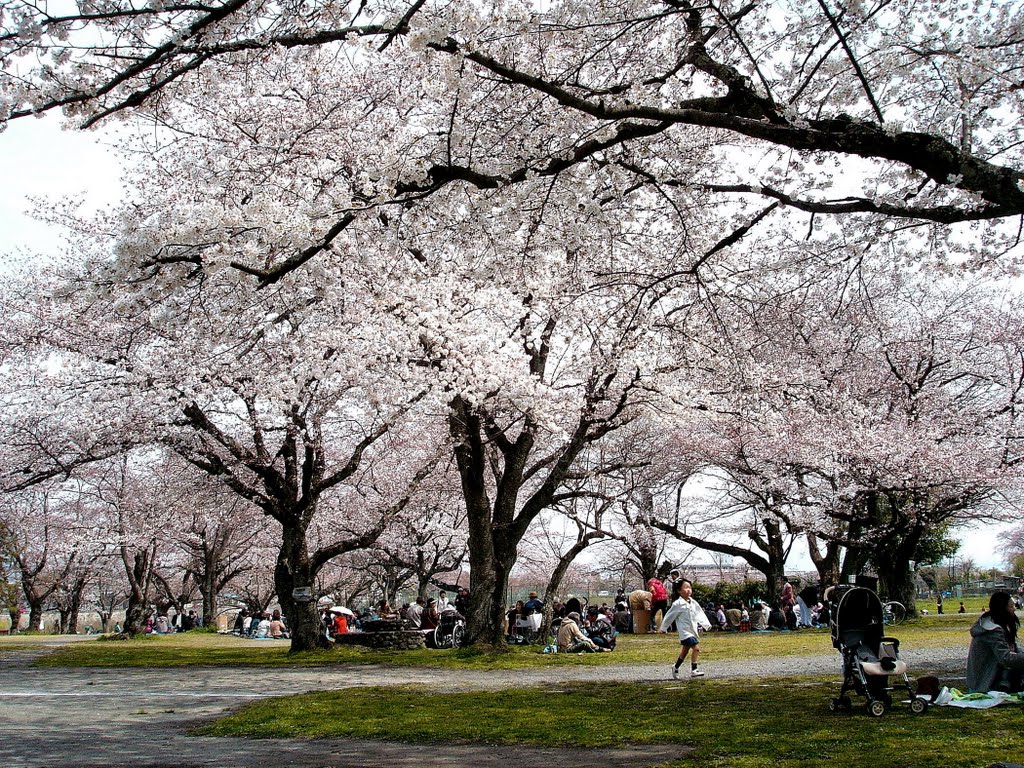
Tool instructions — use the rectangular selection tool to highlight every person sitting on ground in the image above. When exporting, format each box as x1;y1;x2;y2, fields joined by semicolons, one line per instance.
557;611;604;653
966;590;1024;693
564;595;584;618
613;602;631;633
253;612;271;638
958;601;966;614
750;602;769;631
715;604;727;631
784;603;798;631
724;602;742;631
767;602;787;631
377;599;398;619
584;606;616;650
269;610;289;639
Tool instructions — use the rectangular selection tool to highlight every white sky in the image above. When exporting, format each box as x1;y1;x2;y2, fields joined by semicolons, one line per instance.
0;114;123;264
0;115;1013;569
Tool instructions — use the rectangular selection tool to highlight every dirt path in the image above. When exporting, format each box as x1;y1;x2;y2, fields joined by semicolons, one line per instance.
0;639;967;768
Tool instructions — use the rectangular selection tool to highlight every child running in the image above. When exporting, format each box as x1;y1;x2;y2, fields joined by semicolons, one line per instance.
658;577;712;678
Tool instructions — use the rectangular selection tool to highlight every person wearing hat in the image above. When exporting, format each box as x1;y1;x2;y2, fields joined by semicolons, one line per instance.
556;611;603;653
523;591;544;616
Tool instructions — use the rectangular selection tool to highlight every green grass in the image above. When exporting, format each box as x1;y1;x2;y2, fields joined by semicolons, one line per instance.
196;678;1020;768
29;613;972;669
915;597;988;614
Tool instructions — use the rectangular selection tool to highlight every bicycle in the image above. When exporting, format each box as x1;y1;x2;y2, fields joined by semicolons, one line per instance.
881;600;906;626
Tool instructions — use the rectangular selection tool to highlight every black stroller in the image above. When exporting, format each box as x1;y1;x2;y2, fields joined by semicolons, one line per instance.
827;585;929;717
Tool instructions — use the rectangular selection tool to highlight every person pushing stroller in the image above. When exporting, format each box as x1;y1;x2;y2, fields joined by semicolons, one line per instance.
659;578;712;678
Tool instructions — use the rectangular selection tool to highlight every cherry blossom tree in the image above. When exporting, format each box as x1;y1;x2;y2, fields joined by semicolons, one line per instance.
4;0;1024;645
371;494;468;601
78;454;195;636
0;232;449;649
686;265;1024;610
3;0;1022;228
1005;526;1024;576
174;489;267;625
0;488;85;631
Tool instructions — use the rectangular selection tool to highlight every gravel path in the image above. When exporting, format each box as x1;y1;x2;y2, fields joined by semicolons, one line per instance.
0;640;969;768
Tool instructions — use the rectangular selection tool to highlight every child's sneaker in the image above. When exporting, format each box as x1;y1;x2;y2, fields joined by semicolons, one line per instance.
671;666;679;679
691;668;705;677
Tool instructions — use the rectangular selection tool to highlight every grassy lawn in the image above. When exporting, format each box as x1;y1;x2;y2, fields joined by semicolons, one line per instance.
196;677;1019;768
29;612;971;669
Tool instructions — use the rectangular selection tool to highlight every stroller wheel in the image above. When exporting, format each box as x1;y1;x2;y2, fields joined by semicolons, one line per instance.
828;697;840;712
866;700;887;717
909;697;928;715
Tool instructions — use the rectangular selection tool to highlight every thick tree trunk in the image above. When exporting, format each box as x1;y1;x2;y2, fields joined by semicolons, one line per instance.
876;557;917;617
806;531;842;594
121;545;156;637
275;522;331;653
65;579;86;634
201;568;217;629
461;505;519;646
875;530;921;618
417;574;432;601
123;596;150;636
27;599;43;632
464;539;502;646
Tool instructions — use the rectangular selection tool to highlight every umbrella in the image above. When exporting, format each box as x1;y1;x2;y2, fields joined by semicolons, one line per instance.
329;606;355;616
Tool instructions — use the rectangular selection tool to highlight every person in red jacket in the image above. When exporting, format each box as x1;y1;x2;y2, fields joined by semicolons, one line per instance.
649;577;669;631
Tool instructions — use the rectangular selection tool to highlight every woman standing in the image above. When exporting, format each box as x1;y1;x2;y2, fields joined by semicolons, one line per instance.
966;591;1024;693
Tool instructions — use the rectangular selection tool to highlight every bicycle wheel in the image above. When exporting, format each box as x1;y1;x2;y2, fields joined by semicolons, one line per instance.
883;601;906;625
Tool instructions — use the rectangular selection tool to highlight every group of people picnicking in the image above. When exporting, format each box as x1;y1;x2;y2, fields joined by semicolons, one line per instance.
498;570;828;661
321;587;471;644
232;608;290;639
144;609;202;634
615;572;827;636
224;575;1023;693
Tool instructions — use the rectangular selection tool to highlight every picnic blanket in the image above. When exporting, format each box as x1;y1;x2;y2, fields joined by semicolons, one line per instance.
933;687;1024;709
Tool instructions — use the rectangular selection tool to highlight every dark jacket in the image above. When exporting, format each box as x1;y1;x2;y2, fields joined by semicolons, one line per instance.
966;616;1024;693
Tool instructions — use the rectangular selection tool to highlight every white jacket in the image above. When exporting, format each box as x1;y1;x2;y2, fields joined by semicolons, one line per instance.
660;597;712;641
